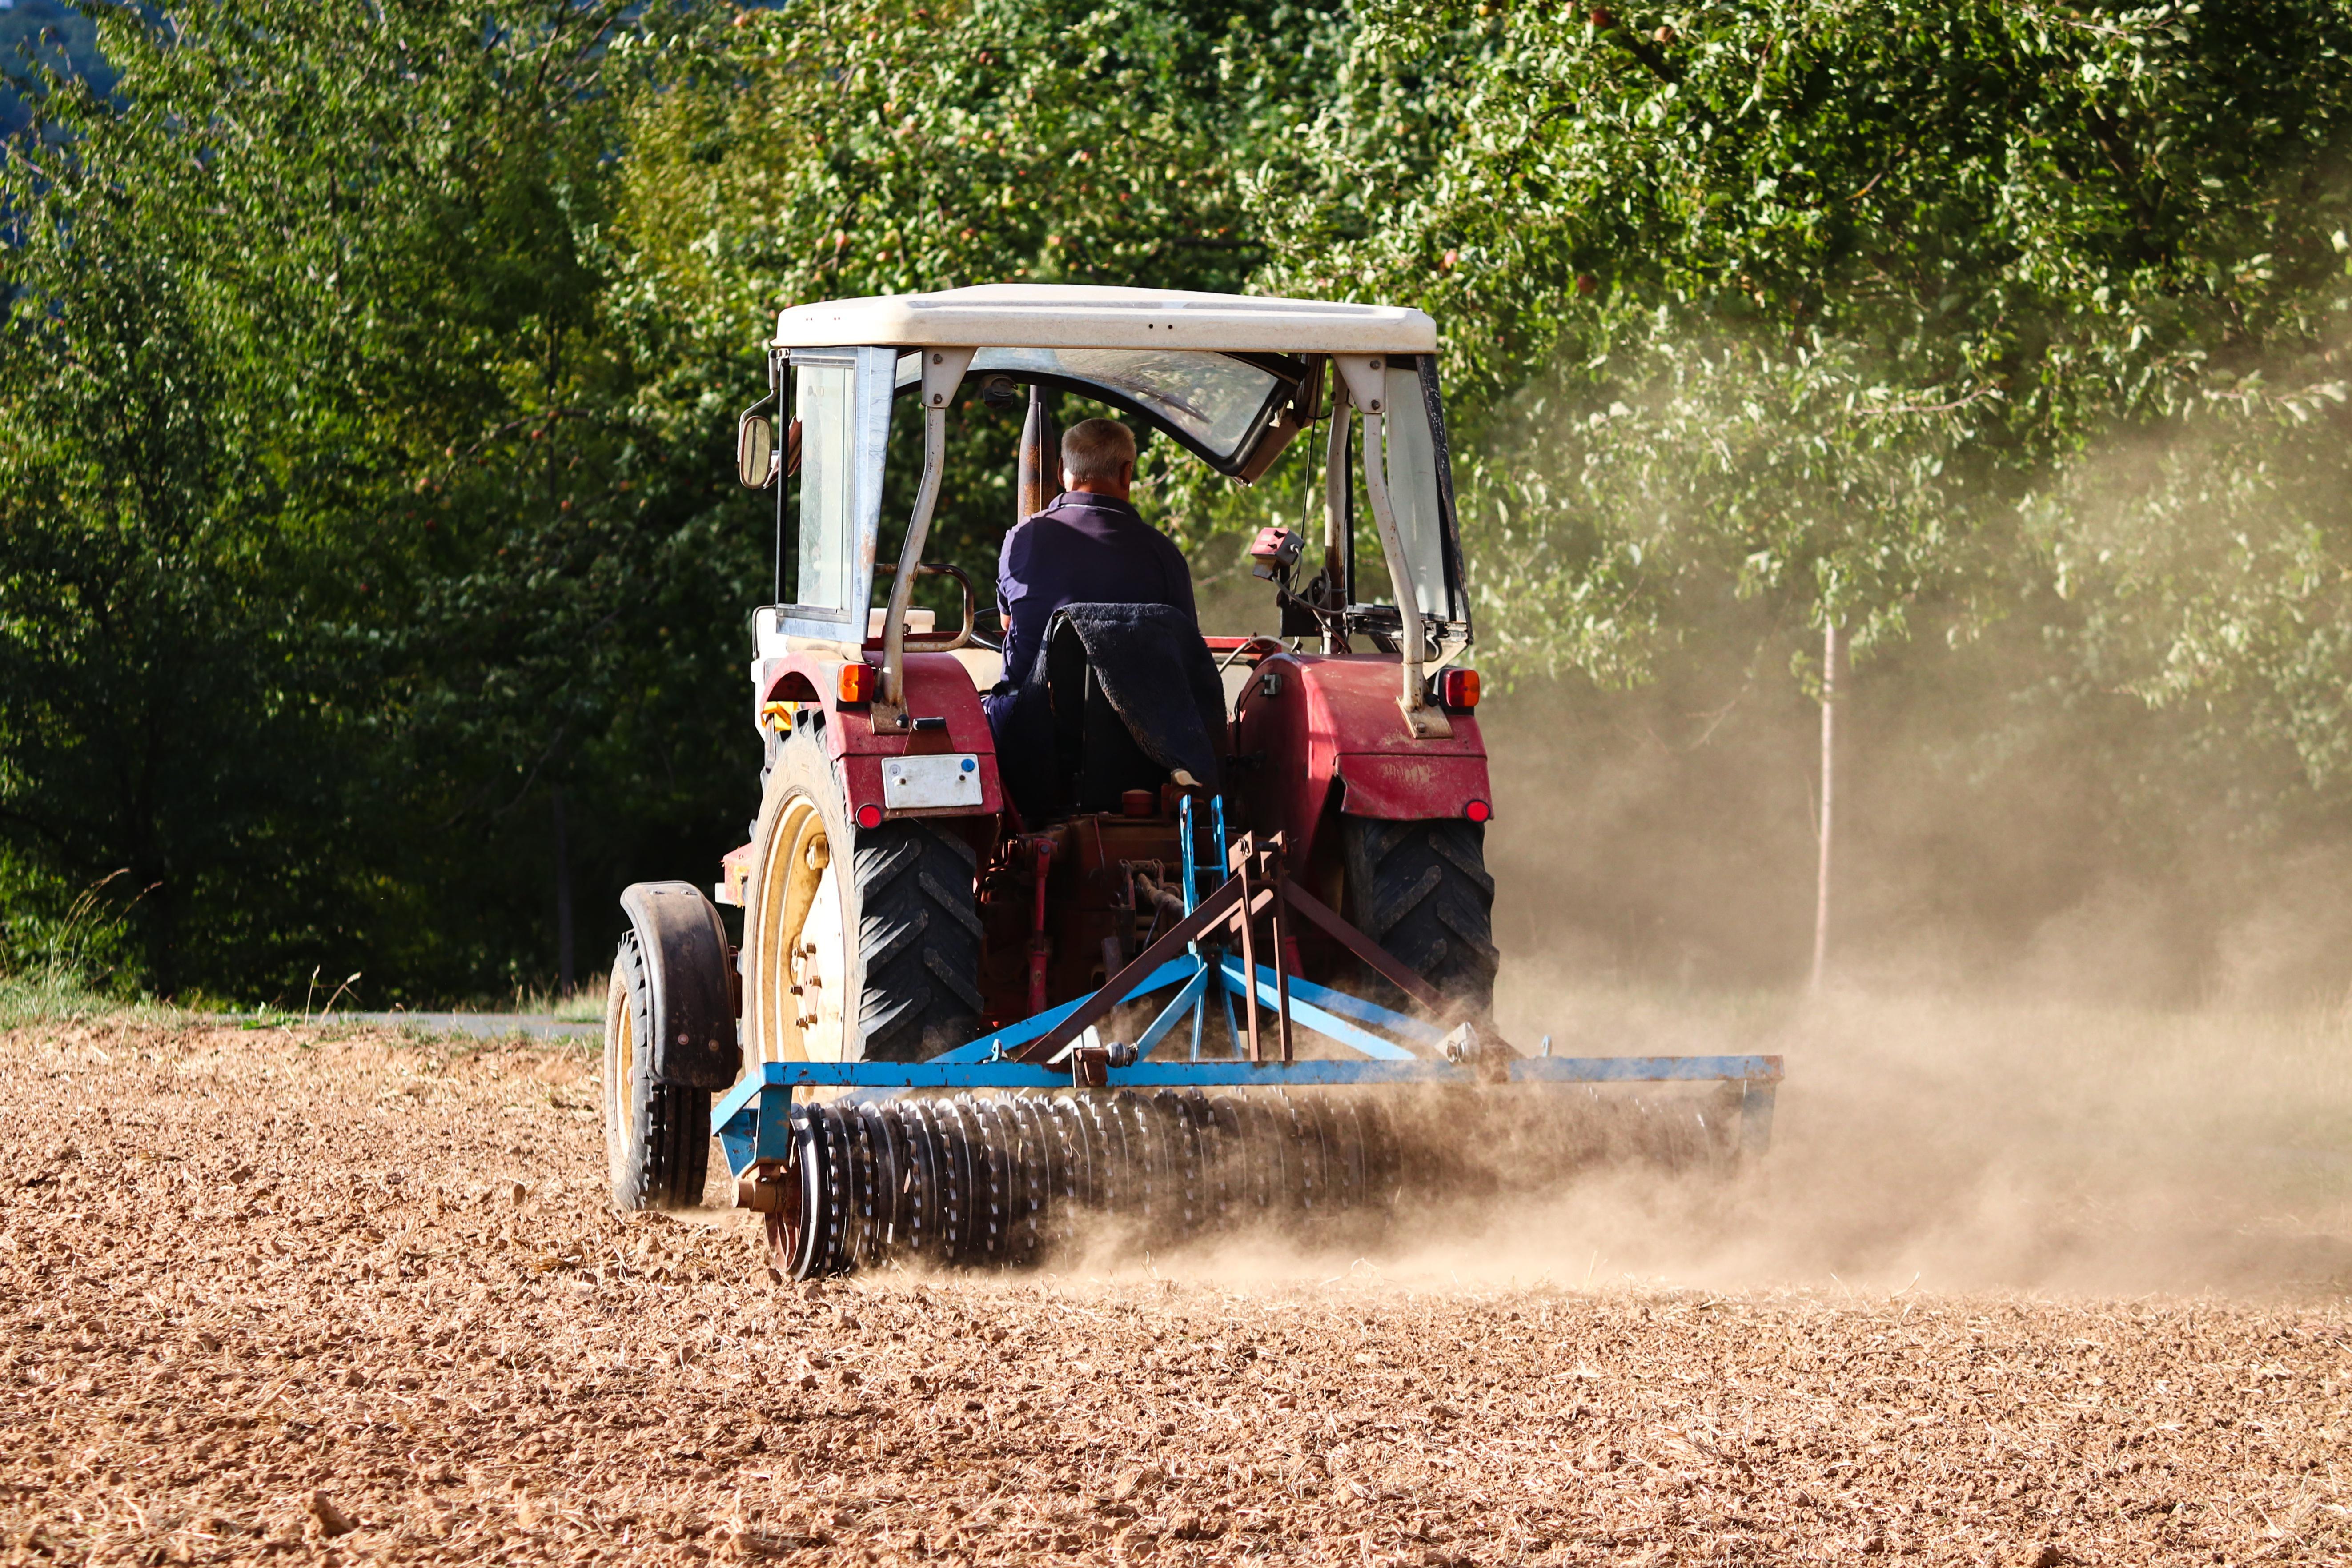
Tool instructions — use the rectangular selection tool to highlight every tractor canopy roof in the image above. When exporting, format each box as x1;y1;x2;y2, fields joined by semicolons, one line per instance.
758;283;1470;669
773;284;1436;355
778;285;1441;478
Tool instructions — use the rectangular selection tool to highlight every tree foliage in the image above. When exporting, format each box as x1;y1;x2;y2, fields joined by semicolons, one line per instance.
0;0;767;997
1246;1;2352;697
611;0;1349;584
12;0;2352;997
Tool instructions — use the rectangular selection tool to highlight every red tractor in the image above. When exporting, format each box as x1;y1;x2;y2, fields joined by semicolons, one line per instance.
600;286;1773;1263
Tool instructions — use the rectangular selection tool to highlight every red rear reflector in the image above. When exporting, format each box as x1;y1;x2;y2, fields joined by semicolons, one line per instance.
1465;799;1493;824
1439;667;1481;709
837;662;875;704
855;802;884;830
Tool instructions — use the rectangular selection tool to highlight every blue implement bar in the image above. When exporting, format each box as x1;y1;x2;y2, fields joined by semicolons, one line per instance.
1215;957;1421;1061
1269;972;1449;1047
926;958;1198;1064
1516;1055;1782;1083
712;1053;1782;1176
717;1051;1781;1104
1133;965;1212;1059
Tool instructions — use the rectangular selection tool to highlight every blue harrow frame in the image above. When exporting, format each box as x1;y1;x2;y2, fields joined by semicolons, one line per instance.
716;797;1782;1190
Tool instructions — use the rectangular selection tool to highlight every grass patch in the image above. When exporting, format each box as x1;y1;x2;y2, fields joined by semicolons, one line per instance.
492;982;607;1024
0;965;115;1029
0;966;188;1031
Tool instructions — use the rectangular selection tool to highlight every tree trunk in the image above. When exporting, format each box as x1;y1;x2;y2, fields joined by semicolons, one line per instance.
553;786;574;997
1811;623;1838;992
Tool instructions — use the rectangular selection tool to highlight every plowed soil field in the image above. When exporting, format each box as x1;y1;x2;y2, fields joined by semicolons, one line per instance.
5;1019;2351;1567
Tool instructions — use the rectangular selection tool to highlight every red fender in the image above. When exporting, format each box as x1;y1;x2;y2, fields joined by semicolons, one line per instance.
754;650;1003;826
1231;653;1490;870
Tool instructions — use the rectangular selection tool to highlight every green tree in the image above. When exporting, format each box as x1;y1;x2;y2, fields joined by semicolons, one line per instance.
0;0;771;999
1245;0;2352;719
614;0;1352;585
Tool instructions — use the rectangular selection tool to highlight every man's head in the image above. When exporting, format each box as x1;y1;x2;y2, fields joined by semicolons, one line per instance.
1060;417;1137;500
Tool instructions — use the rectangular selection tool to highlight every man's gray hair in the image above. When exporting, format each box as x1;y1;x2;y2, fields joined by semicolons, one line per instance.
1061;417;1137;484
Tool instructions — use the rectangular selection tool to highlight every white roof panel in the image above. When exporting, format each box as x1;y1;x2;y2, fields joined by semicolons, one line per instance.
774;283;1436;354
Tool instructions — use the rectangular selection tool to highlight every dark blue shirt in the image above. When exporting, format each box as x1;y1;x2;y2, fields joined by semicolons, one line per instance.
990;491;1198;695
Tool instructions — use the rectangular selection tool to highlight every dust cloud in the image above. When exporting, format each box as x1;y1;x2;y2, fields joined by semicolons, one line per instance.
1080;985;2352;1302
1487;982;2351;1295
1082;642;2352;1301
1195;662;2352;1303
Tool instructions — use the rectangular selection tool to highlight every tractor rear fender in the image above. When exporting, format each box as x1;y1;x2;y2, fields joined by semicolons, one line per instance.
1232;652;1490;865
753;650;1004;827
617;881;742;1091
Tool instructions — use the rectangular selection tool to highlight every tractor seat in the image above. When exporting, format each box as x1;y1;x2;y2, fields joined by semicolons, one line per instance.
1046;616;1179;812
992;603;1227;825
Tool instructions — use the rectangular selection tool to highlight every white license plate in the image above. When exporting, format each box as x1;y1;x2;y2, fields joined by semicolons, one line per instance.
881;753;981;810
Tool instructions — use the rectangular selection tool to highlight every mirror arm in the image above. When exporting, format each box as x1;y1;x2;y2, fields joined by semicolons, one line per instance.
877;347;976;725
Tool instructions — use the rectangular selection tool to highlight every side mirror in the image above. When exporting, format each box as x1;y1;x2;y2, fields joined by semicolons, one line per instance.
736;412;776;490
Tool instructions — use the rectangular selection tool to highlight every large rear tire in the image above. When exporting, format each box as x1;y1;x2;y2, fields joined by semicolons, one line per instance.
1341;816;1499;1015
603;932;713;1209
743;722;985;1064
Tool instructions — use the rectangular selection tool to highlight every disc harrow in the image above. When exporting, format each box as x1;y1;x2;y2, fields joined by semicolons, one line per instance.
752;1086;1729;1279
715;806;1782;1274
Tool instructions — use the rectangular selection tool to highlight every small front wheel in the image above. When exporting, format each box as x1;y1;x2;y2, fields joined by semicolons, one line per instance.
603;931;712;1210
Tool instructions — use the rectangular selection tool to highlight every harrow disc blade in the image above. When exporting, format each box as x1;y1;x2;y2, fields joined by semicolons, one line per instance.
763;1083;1740;1277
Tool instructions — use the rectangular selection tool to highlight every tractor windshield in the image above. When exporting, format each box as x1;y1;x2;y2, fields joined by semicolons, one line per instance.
896;347;1289;471
756;337;1470;659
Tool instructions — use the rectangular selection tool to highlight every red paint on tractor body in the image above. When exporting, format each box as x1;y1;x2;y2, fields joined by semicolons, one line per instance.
1335;754;1494;819
743;642;1488;1020
755;651;1004;827
1231;652;1492;870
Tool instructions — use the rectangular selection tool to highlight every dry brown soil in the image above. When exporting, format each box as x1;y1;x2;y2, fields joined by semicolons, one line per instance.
5;1020;2351;1567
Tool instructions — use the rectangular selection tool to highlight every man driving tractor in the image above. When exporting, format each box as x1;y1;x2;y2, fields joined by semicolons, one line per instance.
982;416;1200;750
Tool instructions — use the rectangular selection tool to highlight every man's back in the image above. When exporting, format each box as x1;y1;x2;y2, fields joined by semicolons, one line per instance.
994;490;1197;688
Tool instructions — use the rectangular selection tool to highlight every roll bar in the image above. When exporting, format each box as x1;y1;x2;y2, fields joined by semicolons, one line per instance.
1332;355;1450;740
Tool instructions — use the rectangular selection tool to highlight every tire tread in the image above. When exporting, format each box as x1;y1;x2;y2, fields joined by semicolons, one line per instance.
856;820;983;1061
1343;817;1500;1013
606;932;711;1211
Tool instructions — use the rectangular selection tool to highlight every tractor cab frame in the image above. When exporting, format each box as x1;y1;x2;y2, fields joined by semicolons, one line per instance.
743;285;1472;740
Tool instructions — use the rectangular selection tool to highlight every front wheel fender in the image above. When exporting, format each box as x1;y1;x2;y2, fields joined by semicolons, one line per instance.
616;880;741;1091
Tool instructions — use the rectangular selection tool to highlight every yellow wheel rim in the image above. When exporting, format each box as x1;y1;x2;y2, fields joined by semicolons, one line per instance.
602;958;635;1186
746;794;851;1063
